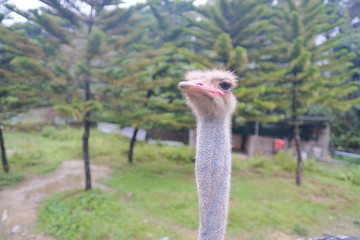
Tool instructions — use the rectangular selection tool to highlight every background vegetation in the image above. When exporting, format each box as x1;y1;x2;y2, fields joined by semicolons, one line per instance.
1;126;358;239
1;127;360;240
1;0;360;239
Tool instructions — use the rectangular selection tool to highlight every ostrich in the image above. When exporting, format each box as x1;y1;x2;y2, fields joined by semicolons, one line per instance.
178;69;237;240
178;69;359;240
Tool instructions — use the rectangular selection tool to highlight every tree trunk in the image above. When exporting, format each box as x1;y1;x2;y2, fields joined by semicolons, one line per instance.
126;89;153;164
0;126;9;173
83;78;92;191
128;128;139;164
81;3;95;191
291;77;303;186
294;124;303;186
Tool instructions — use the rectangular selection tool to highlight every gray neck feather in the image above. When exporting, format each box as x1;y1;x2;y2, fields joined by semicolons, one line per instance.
196;116;232;240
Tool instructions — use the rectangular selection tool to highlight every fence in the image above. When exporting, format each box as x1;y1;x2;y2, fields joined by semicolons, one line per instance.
317;150;360;165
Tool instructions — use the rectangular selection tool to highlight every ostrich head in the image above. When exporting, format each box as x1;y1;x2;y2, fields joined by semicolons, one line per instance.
178;69;238;120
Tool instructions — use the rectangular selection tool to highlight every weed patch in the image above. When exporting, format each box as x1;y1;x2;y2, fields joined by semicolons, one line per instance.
38;189;178;240
0;172;23;188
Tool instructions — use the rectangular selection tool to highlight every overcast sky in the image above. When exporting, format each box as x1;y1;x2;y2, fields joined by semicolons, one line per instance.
5;0;207;24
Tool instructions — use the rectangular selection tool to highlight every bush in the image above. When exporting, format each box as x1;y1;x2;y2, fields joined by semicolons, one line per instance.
134;144;195;163
161;146;195;163
0;173;23;188
10;151;44;167
41;126;82;140
38;189;167;240
38;190;124;240
337;167;360;185
243;151;299;174
292;224;308;237
41;126;57;138
275;150;296;172
246;153;277;174
10;123;46;132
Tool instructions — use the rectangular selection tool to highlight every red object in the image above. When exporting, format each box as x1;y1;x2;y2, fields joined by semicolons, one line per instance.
274;138;285;151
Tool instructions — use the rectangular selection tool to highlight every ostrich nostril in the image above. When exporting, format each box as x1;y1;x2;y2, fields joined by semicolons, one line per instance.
196;83;203;86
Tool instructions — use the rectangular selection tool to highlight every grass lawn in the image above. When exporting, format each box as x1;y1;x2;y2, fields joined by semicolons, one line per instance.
1;126;360;239
0;125;128;187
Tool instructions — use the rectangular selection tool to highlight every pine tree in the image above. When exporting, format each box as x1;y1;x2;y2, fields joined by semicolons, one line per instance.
5;0;141;190
323;0;360;151
102;0;195;163
182;0;281;124
270;0;359;185
0;16;50;173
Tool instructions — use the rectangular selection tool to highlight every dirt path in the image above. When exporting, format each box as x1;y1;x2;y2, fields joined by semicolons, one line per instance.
0;160;112;240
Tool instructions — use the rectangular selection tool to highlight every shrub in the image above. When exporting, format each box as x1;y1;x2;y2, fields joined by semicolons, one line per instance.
134;144;195;163
337;167;360;185
10;151;44;167
244;151;300;174
41;126;82;140
275;150;296;172
161;146;195;163
41;126;57;138
292;224;308;237
0;173;23;188
38;189;167;240
10;123;46;132
247;152;276;174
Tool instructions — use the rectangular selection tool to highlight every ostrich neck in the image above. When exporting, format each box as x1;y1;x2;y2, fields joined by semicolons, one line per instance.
196;116;232;240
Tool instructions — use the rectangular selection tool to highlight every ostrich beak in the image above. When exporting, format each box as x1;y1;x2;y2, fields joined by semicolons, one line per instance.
178;81;225;98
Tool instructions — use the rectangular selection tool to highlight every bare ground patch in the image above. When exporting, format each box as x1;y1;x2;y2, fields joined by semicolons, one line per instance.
0;160;112;240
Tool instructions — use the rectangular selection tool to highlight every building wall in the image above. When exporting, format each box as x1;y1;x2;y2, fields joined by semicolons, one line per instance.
240;124;330;158
13;106;76;125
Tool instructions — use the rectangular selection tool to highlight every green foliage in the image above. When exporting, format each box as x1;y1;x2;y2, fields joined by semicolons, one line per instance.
236;151;297;174
38;189;168;240
86;30;104;60
3;0;358;137
337;167;360;185
37;155;360;239
234;150;360;187
11;56;52;79
292;224;308;237
275;150;297;172
230;46;248;72
0;24;42;58
101;1;196;132
0;23;52;127
106;161;199;231
214;33;233;63
54;101;103;122
31;10;71;44
270;0;358;118
40;125;57;138
0;126;130;178
183;0;282;124
0;127;358;239
0;172;23;188
40;126;83;141
147;0;195;45
331;106;360;150
134;143;195;163
2;127;81;175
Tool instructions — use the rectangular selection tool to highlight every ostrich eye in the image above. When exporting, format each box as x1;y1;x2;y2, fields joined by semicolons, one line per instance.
219;81;232;91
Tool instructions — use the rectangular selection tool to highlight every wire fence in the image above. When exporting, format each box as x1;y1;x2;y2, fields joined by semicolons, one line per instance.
317;150;360;165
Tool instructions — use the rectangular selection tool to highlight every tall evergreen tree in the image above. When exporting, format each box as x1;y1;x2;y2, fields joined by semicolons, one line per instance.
182;0;280;124
324;0;360;151
270;0;359;185
5;0;140;190
0;18;50;173
102;0;195;163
